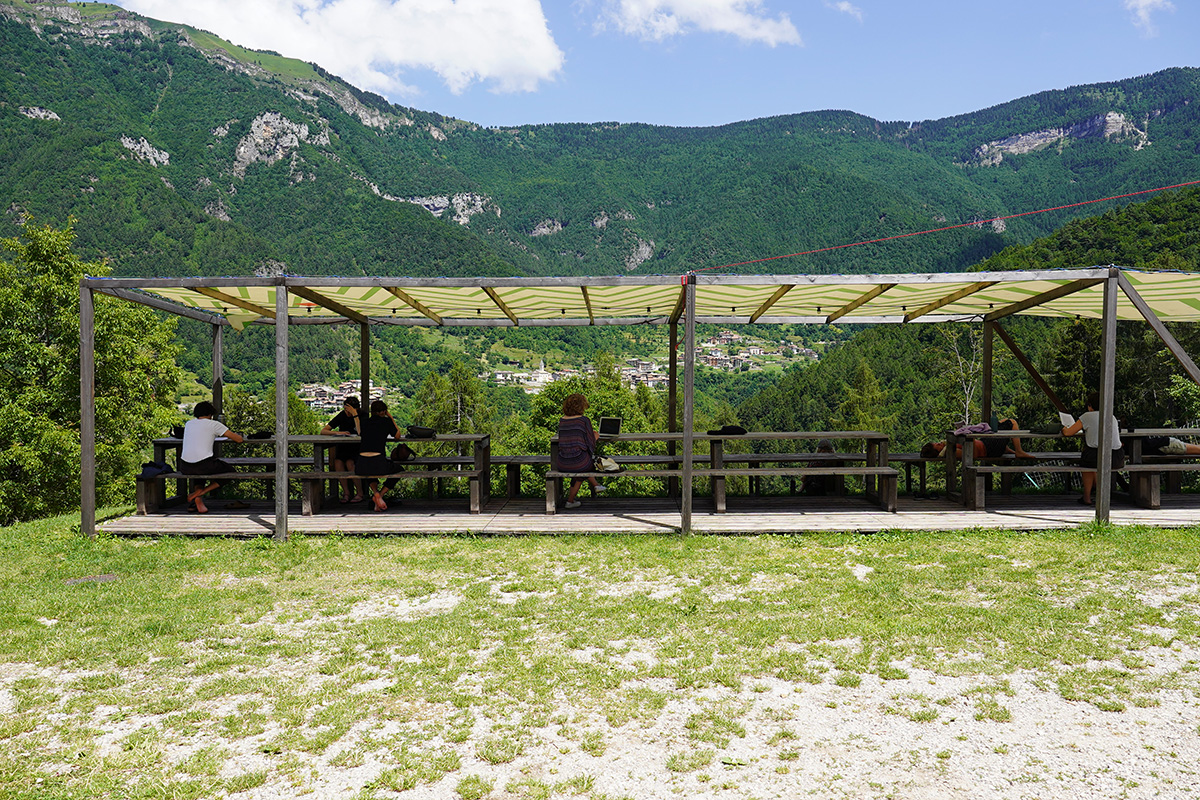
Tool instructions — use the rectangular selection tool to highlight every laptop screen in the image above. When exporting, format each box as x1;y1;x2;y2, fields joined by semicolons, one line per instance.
598;417;622;437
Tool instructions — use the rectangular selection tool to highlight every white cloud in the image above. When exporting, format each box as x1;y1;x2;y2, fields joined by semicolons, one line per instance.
1123;0;1174;36
601;0;802;46
826;1;863;23
117;0;565;98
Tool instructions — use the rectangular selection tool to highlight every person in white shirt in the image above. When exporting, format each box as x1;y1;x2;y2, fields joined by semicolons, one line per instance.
1061;391;1124;506
180;401;244;513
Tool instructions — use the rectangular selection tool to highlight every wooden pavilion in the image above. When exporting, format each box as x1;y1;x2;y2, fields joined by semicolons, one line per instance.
80;267;1200;538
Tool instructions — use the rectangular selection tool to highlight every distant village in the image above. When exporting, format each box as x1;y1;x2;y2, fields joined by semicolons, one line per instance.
297;330;818;410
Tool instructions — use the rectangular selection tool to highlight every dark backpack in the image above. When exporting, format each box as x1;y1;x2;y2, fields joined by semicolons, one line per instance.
138;461;172;480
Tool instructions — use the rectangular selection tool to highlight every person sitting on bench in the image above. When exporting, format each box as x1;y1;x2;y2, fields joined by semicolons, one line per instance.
181;401;244;514
1061;392;1124;506
557;393;606;509
354;400;401;512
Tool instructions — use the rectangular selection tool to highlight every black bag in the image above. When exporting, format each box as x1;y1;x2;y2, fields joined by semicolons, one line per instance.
705;424;747;436
390;443;415;462
406;425;436;439
138;461;172;480
1030;422;1063;435
248;430;272;439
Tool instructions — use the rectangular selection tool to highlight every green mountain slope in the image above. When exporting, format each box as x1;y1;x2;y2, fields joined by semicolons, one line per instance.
2;1;1200;281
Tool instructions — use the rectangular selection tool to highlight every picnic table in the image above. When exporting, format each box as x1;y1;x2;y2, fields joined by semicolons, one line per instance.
544;430;898;514
947;427;1200;510
141;433;491;514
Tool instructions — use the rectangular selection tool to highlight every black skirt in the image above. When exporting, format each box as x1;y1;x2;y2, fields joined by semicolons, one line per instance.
1081;445;1125;470
354;454;393;477
333;443;360;462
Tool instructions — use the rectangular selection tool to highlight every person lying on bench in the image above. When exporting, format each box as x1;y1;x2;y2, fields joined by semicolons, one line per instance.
181;401;244;514
354;399;401;512
920;417;1033;461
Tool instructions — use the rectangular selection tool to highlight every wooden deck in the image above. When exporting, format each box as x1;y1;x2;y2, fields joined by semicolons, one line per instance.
98;492;1200;536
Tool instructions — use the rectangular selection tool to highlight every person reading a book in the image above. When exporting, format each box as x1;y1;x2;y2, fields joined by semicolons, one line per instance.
1060;392;1124;506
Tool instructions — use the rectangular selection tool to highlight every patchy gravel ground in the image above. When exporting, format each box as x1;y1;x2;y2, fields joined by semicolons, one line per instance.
4;620;1198;799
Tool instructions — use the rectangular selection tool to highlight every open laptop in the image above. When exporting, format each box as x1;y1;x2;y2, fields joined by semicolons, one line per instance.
597;416;622;440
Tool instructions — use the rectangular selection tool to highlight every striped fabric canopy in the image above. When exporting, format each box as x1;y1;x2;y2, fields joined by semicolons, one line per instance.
86;267;1200;328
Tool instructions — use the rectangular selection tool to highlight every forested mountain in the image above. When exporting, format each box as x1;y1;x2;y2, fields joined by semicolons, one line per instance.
3;0;1200;281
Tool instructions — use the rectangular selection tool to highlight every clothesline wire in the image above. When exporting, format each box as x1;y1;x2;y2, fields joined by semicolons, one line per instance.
693;179;1200;273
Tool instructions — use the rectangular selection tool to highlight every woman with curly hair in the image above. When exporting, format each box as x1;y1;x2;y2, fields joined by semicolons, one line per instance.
556;393;607;509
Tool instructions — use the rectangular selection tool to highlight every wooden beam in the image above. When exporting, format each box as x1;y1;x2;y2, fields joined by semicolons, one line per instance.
383;286;443;325
1096;271;1118;522
993;322;1068;413
669;322;679;436
982;320;993;424
193;286;275;318
483;286;520;325
826;284;895;323
274;285;290;541
750;285;794;323
1117;271;1200;386
581;287;595;325
668;321;679;496
681;276;696;535
669;287;687;325
904;281;996;323
289;285;371;325
360;324;370;403
80;285;96;539
212;324;224;416
983;278;1105;321
96;287;229;324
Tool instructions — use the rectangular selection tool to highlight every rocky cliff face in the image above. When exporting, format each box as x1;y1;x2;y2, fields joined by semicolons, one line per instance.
972;112;1150;166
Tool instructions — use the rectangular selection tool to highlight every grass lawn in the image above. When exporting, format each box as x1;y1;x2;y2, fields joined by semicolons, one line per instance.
2;513;1198;799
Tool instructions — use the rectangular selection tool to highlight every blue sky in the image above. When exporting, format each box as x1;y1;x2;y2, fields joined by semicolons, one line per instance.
112;0;1197;128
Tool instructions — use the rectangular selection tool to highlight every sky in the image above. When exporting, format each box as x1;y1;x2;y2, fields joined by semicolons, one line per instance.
107;0;1198;129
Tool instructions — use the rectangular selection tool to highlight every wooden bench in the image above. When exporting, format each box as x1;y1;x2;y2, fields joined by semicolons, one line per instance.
695;465;899;512
298;465;488;514
957;452;1115;510
544;466;684;514
137;460;489;516
137;471;275;514
136;457;315;513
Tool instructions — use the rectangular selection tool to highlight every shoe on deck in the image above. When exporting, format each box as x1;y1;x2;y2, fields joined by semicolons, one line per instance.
565;501;582;509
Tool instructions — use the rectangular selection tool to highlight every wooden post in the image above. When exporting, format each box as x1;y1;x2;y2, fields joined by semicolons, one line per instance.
1096;270;1118;522
681;275;696;534
360;323;370;403
80;284;96;538
274;284;290;541
212;323;224;416
981;320;993;423
669;322;678;434
668;321;679;495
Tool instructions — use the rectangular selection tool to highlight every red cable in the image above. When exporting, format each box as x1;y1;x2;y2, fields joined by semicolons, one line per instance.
694;179;1200;273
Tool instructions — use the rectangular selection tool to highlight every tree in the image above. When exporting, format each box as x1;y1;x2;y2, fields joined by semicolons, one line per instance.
831;361;897;441
0;221;181;523
412;361;490;434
